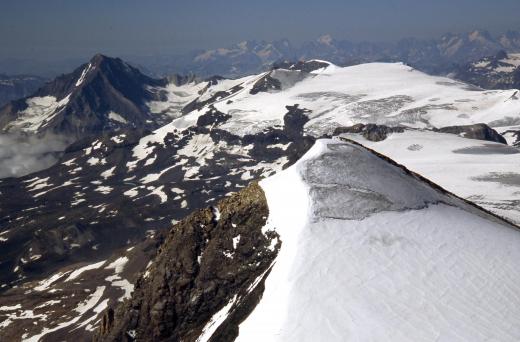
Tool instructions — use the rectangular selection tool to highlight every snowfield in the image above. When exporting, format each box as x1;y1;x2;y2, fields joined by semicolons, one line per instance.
345;130;520;224
5;95;70;132
170;62;520;137
236;139;520;341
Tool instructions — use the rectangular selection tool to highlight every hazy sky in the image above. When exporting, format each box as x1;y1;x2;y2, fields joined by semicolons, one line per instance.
1;0;520;60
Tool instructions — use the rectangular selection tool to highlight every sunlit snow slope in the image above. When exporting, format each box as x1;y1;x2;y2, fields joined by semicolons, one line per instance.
172;62;520;137
345;131;520;224
237;139;520;341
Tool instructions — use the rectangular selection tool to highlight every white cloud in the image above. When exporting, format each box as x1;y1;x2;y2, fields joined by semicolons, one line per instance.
0;133;70;179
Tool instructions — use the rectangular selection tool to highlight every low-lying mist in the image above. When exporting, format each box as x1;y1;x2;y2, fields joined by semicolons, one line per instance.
0;133;71;179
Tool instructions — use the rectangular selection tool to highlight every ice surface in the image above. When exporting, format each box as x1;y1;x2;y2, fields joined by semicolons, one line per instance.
346;131;520;224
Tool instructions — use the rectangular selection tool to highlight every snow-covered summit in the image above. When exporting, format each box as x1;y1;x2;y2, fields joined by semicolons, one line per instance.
171;61;520;137
237;139;520;341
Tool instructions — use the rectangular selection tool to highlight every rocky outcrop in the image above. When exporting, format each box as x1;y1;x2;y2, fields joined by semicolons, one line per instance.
436;123;507;144
249;74;282;95
96;183;280;342
333;123;405;142
196;106;232;127
182;85;243;114
273;60;331;73
334;123;508;145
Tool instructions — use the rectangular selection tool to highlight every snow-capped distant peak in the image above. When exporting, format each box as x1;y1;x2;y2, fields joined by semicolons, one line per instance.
469;30;492;43
317;34;334;45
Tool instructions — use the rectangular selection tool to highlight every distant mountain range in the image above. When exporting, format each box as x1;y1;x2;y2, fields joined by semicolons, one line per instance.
2;30;520;144
130;30;520;78
453;50;520;90
1;50;520;180
1;30;520;81
0;74;46;107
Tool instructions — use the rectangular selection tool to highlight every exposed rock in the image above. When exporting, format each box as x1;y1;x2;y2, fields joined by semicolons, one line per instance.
182;85;243;114
249;74;282;95
204;75;226;86
333;123;405;142
196;106;232;127
335;123;508;145
282;104;310;138
96;183;279;342
273;60;331;73
436;123;507;144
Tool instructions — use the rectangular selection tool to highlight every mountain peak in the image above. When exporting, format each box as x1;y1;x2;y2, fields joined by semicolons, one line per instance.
468;29;494;42
317;34;334;45
90;53;109;63
0;54;167;139
87;53;133;72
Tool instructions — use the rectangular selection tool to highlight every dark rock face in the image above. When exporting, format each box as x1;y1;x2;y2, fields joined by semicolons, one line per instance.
436;123;507;144
96;183;279;342
182;85;243;115
249;74;282;95
196;106;232;127
283;104;311;138
204;75;226;86
334;123;405;142
273;60;331;73
334;123;508;145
